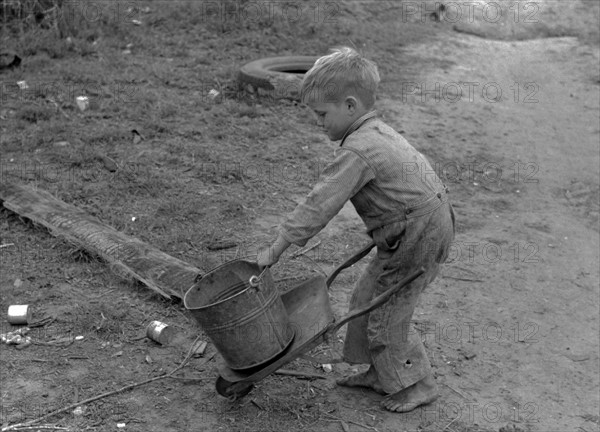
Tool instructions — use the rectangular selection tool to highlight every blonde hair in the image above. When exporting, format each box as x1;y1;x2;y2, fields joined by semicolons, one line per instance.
300;47;380;108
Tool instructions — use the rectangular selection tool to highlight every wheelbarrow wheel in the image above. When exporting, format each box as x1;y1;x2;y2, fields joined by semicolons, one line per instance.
215;376;254;400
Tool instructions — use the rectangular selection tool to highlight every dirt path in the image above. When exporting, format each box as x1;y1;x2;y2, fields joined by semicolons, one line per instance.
407;34;600;432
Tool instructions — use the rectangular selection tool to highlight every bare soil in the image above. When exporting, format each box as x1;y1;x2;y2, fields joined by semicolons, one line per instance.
1;1;599;431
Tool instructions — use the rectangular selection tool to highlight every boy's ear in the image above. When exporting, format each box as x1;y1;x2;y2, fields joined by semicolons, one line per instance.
345;96;358;114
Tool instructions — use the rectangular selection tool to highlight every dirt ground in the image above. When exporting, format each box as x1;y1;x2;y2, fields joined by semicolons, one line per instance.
1;1;599;431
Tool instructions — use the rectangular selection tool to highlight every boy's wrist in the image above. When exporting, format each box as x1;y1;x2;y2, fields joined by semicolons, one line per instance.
272;234;291;258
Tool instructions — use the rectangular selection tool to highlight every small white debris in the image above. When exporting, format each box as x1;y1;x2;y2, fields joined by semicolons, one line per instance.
131;217;136;222
75;96;89;111
473;182;478;186
1;331;30;346
131;19;142;26
208;89;221;103
117;422;126;428
322;364;332;373
75;335;84;341
17;81;28;90
73;406;84;416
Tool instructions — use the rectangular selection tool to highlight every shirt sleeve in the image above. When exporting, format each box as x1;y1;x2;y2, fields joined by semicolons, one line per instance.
278;148;375;246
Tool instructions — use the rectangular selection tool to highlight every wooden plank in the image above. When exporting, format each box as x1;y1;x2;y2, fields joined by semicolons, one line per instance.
0;182;201;300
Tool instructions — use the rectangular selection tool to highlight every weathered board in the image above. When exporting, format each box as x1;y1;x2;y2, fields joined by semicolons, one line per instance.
0;182;201;300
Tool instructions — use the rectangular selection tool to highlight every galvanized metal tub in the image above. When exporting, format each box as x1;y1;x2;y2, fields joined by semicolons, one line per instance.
184;260;294;371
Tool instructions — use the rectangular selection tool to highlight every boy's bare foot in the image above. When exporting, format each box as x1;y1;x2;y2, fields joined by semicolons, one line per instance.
381;374;438;413
336;365;386;395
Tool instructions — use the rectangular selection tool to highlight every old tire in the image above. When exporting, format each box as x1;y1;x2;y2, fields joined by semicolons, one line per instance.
238;56;318;100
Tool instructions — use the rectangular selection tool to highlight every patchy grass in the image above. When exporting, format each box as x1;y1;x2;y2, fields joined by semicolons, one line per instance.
2;0;596;266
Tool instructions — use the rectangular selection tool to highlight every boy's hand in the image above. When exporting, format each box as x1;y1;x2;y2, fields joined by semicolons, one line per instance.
257;235;291;270
257;246;279;269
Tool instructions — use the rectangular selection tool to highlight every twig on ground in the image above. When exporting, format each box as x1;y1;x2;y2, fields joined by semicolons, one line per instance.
207;241;238;251
6;426;68;431
250;399;264;411
168;376;206;381
32;337;74;347
167;356;215;381
1;336;206;432
290;241;321;259
46;97;70;120
442;416;459;431
443;383;472;401
274;369;327;380
442;276;484;282
274;276;302;284
297;254;327;276
452;266;482;277
95;312;107;331
27;316;56;328
322;412;379;431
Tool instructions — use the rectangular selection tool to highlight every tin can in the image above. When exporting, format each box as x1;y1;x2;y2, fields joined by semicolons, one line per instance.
146;321;175;345
75;96;90;111
7;305;32;325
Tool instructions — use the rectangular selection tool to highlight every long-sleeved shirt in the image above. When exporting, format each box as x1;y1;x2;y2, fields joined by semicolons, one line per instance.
279;113;445;246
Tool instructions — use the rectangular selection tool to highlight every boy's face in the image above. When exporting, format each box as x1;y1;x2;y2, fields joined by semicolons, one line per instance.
308;98;357;141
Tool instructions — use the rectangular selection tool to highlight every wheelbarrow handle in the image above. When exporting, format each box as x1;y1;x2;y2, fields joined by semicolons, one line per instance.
328;267;425;335
326;241;376;288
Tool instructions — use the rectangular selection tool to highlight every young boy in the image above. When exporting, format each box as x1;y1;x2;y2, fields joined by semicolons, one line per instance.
257;47;455;413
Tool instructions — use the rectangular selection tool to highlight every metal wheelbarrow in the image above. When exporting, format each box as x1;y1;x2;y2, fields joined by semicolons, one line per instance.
185;242;424;400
